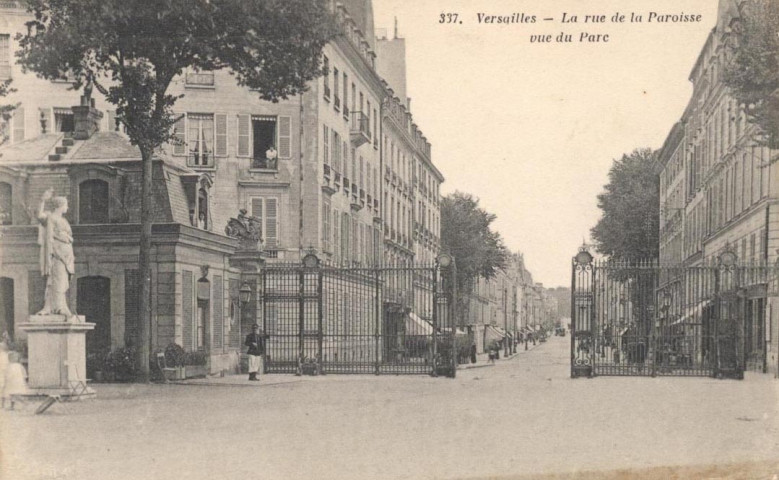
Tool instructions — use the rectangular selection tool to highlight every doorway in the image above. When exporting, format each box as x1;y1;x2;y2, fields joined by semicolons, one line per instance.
77;276;112;356
0;277;13;340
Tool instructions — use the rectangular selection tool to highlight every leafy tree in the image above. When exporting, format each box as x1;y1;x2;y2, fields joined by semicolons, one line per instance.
440;192;509;325
591;149;659;262
16;0;335;379
0;79;18;147
723;0;779;150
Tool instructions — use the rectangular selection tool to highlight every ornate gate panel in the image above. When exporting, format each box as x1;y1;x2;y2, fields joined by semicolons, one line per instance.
260;258;455;376
571;249;767;379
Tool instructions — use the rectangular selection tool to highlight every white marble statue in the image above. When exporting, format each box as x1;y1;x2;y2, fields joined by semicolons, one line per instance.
36;188;75;317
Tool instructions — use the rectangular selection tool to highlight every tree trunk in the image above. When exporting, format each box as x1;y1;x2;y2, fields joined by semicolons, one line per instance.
137;145;153;381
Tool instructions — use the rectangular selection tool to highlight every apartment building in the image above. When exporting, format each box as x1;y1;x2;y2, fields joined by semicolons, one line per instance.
657;0;778;375
0;0;446;373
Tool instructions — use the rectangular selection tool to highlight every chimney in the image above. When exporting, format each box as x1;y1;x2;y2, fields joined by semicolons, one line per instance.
71;85;103;140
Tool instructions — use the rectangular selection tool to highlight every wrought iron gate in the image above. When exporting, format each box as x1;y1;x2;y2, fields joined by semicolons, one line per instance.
571;248;775;379
260;256;456;376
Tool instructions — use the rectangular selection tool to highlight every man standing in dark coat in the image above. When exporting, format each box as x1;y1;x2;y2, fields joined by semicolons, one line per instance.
245;323;267;381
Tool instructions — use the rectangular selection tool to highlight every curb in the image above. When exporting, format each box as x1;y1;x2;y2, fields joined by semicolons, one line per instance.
458;363;495;370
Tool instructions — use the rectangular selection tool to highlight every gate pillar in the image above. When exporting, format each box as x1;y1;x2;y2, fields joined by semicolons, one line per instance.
571;247;594;378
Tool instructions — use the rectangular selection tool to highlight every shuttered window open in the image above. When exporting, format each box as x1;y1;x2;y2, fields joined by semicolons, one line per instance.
237;114;251;157
278;116;291;158
172;114;186;156
215;113;228;156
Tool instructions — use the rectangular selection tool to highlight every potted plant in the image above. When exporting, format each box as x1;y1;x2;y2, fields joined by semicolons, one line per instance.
183;351;208;378
108;346;138;382
163;343;187;380
87;349;108;382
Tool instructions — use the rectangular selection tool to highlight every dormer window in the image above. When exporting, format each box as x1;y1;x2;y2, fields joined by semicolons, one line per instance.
184;174;213;231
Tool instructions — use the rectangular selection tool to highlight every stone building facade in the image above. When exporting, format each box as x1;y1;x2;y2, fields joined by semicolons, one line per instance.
657;0;779;376
0;0;445;373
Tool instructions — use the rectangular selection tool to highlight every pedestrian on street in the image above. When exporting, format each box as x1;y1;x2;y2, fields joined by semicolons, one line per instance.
3;351;28;409
245;323;267;381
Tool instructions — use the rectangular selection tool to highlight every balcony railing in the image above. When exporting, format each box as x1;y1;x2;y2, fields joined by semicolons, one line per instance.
323;84;331;101
349;112;370;147
251;156;277;170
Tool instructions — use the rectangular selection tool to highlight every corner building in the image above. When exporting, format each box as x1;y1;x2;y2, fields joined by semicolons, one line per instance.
0;0;444;373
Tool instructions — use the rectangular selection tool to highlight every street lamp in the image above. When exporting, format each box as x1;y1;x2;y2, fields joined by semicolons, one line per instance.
239;283;252;305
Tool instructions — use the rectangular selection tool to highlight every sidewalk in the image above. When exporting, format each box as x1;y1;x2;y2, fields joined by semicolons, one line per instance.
170;373;306;387
458;340;546;370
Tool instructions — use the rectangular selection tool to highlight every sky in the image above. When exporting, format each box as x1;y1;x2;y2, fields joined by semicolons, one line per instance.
371;0;721;288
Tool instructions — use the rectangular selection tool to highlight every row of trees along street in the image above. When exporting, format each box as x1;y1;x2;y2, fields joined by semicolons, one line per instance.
440;192;509;326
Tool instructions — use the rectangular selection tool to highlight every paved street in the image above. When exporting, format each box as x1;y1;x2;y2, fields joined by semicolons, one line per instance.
3;336;779;480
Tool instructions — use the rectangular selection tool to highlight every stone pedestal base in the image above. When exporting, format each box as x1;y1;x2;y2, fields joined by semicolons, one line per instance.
19;314;97;400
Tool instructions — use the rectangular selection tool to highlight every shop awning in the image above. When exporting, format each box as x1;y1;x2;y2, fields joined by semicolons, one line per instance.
405;311;434;335
484;325;504;343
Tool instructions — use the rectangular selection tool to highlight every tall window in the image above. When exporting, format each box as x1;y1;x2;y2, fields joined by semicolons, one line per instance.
172;113;227;166
250;197;279;247
333;67;340;109
332;131;341;173
343;72;348;118
237;114;291;169
323;125;330;165
0;182;11;225
322;56;330;99
0;35;10;80
322;199;331;253
187;114;214;167
79;179;109;224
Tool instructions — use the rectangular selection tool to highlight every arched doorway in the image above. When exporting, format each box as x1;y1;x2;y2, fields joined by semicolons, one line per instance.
76;276;112;357
0;277;13;339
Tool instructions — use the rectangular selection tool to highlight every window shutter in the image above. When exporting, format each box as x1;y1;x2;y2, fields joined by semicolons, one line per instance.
332;132;340;172
266;198;278;247
237;114;251;157
215;113;228;156
12;107;24;143
251;198;263;222
173;114;186;156
278;116;291;159
323;125;329;165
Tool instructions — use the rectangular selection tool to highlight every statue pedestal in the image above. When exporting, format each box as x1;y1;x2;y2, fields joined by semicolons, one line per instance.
18;315;97;400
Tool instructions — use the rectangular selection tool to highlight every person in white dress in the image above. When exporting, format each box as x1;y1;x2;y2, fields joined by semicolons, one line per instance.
3;351;28;410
